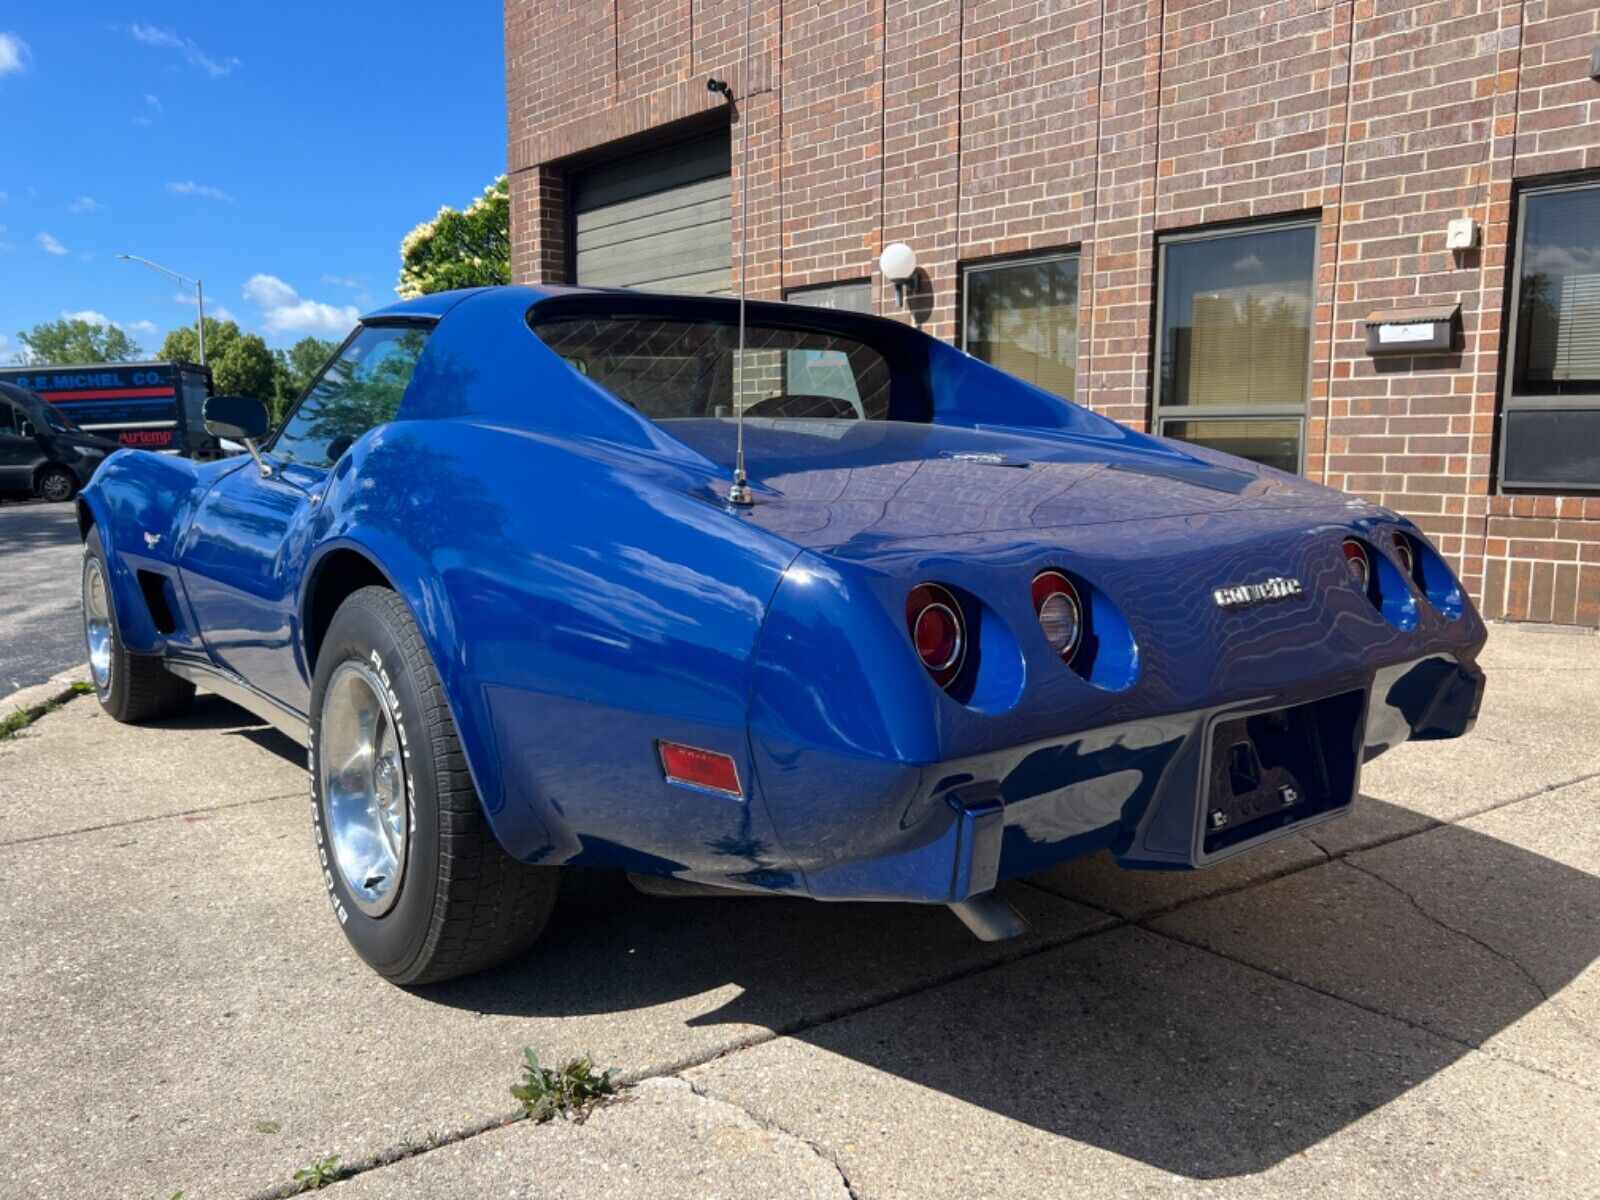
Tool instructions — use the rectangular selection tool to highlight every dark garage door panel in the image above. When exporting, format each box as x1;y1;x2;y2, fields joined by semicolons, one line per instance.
572;133;732;296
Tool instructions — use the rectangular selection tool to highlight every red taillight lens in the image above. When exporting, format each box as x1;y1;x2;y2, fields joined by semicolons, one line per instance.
658;742;742;798
1342;539;1370;590
1392;531;1415;578
1031;570;1083;663
906;583;966;689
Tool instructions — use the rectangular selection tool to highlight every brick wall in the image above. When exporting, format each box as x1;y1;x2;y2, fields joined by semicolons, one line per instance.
505;0;1600;627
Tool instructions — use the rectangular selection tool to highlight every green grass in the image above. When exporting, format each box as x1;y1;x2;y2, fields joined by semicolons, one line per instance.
510;1049;617;1123
0;682;93;743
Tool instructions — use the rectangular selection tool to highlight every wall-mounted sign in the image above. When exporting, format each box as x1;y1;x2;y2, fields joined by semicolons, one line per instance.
1364;304;1460;356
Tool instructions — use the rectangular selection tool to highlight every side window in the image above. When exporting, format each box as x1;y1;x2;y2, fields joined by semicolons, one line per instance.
0;402;18;436
272;325;430;468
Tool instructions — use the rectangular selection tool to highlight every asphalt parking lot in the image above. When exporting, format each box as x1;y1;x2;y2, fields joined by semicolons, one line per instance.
1;626;1596;1198
0;499;83;700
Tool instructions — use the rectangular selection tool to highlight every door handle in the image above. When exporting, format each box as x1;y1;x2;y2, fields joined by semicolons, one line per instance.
308;491;323;507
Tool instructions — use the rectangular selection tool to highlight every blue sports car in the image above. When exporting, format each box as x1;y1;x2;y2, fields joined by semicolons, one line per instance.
76;286;1486;983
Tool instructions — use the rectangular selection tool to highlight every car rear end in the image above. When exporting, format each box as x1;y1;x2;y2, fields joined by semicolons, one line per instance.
745;499;1485;908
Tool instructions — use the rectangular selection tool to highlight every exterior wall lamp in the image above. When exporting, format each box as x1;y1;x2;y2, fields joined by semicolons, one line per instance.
880;242;918;307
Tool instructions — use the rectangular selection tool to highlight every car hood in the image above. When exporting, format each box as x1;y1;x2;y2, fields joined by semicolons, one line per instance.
662;419;1365;553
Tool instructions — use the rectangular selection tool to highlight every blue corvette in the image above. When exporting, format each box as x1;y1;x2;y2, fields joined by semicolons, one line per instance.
76;285;1486;983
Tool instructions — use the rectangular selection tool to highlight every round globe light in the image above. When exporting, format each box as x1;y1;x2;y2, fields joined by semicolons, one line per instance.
879;242;918;284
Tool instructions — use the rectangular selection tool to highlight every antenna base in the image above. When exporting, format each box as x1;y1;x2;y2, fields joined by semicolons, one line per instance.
726;482;754;507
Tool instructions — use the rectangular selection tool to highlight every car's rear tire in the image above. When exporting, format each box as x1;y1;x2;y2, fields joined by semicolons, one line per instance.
310;586;558;985
83;526;195;723
38;465;78;502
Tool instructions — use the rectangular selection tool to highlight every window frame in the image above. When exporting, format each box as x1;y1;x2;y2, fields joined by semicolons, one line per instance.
960;249;1082;401
264;317;434;467
1151;216;1321;476
1498;176;1600;493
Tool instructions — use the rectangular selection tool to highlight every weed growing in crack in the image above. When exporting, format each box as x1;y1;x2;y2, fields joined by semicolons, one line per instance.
510;1048;617;1123
291;1154;345;1191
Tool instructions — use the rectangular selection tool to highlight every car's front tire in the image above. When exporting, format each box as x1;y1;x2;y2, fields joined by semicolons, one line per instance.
310;586;558;985
38;465;78;502
82;526;195;722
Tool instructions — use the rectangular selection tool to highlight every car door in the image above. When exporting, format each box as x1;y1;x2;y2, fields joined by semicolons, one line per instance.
178;324;430;712
0;399;42;492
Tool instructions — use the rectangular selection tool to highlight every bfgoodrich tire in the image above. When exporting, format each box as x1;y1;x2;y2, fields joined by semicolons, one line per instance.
309;586;557;985
82;526;195;723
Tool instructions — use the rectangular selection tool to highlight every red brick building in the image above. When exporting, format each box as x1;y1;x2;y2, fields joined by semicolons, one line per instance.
505;0;1600;627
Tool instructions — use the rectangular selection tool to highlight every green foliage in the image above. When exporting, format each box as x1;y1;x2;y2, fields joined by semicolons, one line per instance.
269;336;338;423
160;319;275;402
397;176;510;299
290;1154;344;1191
13;317;143;365
509;1049;617;1123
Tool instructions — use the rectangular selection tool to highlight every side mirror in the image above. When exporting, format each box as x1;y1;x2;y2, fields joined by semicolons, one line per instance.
204;395;271;441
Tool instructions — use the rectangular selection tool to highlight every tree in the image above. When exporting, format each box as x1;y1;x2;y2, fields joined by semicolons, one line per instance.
270;336;338;422
13;317;143;365
160;318;274;401
397;176;510;298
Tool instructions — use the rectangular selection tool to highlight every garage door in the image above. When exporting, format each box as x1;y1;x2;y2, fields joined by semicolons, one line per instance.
571;132;732;295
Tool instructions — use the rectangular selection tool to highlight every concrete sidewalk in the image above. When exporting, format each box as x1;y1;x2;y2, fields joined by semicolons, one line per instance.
0;626;1595;1198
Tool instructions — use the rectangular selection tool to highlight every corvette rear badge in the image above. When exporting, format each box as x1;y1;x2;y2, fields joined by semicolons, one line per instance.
1213;576;1305;609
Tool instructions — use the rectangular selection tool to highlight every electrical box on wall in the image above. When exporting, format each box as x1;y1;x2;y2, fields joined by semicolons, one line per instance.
1364;304;1461;356
1446;217;1480;250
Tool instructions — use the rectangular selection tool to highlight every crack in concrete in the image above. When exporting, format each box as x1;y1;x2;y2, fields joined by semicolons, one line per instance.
0;792;302;850
1342;856;1600;1055
679;1075;861;1199
1143;921;1600;1100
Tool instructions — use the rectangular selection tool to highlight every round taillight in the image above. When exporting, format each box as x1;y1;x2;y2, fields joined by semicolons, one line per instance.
906;583;966;688
1392;531;1415;578
1343;539;1370;590
1031;570;1083;662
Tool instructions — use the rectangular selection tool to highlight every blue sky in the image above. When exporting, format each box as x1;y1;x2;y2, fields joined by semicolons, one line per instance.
0;4;506;358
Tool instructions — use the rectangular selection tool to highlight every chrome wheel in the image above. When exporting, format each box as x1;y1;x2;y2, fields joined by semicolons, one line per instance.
320;660;410;917
83;557;113;691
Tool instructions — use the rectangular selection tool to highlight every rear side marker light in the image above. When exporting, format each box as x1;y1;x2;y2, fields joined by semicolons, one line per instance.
1342;539;1371;591
658;741;742;799
906;582;967;690
1031;570;1083;664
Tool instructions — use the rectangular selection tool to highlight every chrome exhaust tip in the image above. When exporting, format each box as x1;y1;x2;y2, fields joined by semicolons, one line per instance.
948;893;1029;941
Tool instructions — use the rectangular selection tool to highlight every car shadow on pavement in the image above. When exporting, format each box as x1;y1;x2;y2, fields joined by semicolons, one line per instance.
143;693;303;765
419;802;1599;1179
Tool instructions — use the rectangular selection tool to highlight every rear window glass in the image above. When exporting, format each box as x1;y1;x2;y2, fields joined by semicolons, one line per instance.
530;316;894;421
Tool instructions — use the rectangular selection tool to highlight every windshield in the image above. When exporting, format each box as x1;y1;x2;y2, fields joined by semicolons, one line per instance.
531;315;896;421
40;404;72;432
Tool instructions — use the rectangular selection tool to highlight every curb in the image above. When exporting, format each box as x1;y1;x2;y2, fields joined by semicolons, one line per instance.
1;665;92;731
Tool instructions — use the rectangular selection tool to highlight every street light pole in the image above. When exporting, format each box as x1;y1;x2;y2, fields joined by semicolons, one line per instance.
115;253;206;366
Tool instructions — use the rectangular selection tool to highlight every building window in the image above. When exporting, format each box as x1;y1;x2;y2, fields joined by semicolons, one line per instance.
1153;220;1318;474
962;254;1080;400
1501;180;1600;492
786;280;872;314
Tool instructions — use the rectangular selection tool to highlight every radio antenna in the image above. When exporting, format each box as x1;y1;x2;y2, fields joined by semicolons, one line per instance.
725;0;754;507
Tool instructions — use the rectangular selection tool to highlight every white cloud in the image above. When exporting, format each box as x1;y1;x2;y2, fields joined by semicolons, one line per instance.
129;25;238;78
244;274;360;337
63;309;111;327
68;195;103;213
35;232;67;255
126;319;159;337
320;272;365;290
167;180;232;202
0;32;29;78
145;93;162;112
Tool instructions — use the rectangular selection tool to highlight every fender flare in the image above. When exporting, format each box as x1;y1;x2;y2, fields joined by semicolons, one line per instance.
298;531;571;865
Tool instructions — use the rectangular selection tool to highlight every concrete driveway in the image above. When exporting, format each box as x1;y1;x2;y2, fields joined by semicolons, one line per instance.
0;625;1596;1198
0;499;83;700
